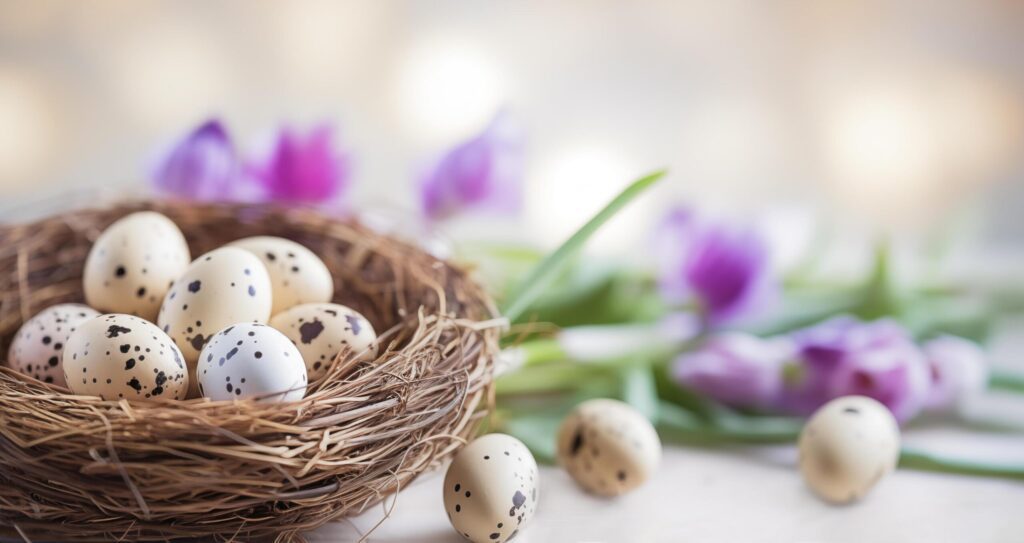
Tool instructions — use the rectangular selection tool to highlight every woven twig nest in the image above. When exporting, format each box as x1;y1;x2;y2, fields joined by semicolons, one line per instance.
0;200;502;541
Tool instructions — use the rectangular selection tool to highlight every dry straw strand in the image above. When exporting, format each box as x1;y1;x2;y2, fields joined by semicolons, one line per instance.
0;200;501;541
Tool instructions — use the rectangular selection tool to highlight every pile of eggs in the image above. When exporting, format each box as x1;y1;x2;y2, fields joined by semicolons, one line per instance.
5;211;379;403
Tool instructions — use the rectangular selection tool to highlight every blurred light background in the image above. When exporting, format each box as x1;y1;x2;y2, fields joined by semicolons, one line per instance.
1;0;1022;275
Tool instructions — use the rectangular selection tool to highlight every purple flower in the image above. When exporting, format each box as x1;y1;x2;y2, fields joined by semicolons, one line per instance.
921;335;988;411
151;119;260;201
248;124;349;203
785;316;930;423
654;208;778;325
419;111;524;220
673;333;795;409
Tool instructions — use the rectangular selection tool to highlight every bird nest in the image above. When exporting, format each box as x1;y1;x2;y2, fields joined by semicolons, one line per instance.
0;200;502;541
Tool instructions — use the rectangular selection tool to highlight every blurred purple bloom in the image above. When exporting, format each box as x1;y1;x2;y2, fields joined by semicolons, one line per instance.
784;316;930;423
654;208;778;325
673;332;796;409
922;335;988;411
151;119;257;201
248;124;349;203
419;112;524;220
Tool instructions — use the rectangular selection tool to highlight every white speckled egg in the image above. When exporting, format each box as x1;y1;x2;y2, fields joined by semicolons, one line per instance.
229;236;333;315
83;211;191;321
556;398;661;497
6;304;100;387
798;395;901;504
268;303;378;380
443;433;539;543
62;314;189;400
196;323;307;402
157;247;272;369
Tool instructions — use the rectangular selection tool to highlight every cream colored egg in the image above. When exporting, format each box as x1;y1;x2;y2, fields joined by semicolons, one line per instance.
798;395;901;504
268;303;378;381
196;323;307;403
62;314;188;400
6;304;100;387
157;247;273;369
556;398;661;497
229;236;333;315
83;211;190;321
443;434;539;543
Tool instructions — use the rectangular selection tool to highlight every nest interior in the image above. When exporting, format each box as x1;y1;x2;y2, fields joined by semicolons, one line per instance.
0;200;501;542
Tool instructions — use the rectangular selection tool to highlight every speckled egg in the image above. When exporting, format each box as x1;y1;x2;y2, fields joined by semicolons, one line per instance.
229;236;333;315
556;398;661;497
443;433;539;543
83;211;191;321
6;304;100;387
268;303;378;381
157;247;273;370
196;323;307;402
62;314;188;400
798;395;901;504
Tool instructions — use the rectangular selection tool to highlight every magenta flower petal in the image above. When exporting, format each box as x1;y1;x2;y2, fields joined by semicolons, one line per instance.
785;316;930;423
419;111;524;220
250;124;350;203
673;333;795;409
655;208;778;325
151;119;259;201
922;335;988;411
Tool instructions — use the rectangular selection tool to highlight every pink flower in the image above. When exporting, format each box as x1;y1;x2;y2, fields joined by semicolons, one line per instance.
654;208;778;326
922;335;988;411
786;316;930;423
673;333;795;409
151;119;261;201
419;111;524;220
248;124;350;203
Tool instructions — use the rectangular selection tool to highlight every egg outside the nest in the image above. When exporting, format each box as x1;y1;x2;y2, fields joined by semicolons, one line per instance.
442;434;539;543
556;398;661;497
61;313;189;401
196;323;307;403
798;395;901;504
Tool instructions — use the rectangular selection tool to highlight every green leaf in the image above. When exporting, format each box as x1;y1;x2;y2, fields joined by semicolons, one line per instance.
499;413;562;464
500;170;667;323
899;448;1024;480
619;365;659;422
512;266;666;328
989;370;1024;394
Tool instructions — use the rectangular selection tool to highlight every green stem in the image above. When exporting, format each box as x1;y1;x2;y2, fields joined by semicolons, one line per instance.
989;370;1024;394
899;448;1024;480
501;170;666;323
518;339;567;367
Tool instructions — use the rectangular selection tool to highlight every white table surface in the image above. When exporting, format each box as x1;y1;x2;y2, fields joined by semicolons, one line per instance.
311;437;1024;543
309;323;1024;543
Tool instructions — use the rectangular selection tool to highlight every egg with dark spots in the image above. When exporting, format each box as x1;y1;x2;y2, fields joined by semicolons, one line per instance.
196;323;306;403
229;236;333;315
556;398;660;497
443;434;539;543
6;304;100;387
83;212;190;321
62;314;188;401
157;247;272;395
268;303;378;381
798;395;900;504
